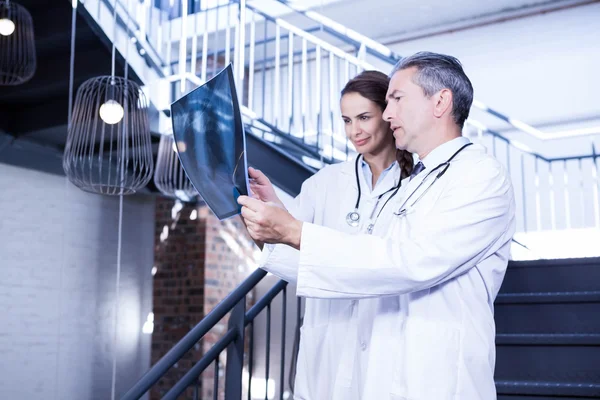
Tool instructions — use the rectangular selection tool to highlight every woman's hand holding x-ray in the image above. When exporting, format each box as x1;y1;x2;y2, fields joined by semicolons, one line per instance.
248;167;285;208
238;196;302;250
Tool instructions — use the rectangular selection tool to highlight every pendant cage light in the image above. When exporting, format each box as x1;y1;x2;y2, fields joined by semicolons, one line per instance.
154;133;199;202
63;76;154;195
0;0;36;86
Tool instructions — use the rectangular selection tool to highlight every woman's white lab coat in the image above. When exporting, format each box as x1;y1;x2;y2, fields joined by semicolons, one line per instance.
260;138;516;400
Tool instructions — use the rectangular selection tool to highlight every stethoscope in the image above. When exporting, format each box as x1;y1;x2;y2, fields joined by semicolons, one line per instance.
346;156;403;228
393;143;473;218
346;142;473;234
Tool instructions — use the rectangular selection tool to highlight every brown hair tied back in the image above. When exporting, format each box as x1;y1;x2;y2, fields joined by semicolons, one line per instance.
341;70;414;179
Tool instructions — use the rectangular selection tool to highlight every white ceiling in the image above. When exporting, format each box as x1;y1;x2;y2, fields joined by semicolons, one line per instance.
303;0;557;40
286;0;600;151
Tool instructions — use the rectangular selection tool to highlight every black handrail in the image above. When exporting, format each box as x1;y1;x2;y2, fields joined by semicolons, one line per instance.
162;329;238;400
245;279;288;323
122;267;291;400
121;268;268;400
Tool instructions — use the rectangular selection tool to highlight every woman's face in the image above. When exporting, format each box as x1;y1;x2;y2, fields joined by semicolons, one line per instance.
341;92;394;158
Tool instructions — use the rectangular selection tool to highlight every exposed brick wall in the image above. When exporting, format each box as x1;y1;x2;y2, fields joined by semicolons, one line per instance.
201;210;258;399
151;197;207;399
151;197;257;399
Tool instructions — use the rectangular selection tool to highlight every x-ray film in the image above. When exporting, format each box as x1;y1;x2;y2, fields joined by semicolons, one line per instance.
170;64;249;220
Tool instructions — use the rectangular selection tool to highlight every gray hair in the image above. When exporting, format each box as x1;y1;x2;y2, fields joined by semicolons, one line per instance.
390;51;474;128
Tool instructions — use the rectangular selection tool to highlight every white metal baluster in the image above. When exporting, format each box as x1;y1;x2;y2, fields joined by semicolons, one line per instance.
179;0;188;92
301;38;307;140
579;158;585;228
157;5;163;60
233;5;239;86
248;10;256;111
239;0;246;82
212;4;219;77
344;59;349;86
260;17;267;119
201;7;208;82
143;0;149;46
315;45;321;152
564;160;571;229
341;58;349;159
166;14;172;75
534;157;542;231
592;155;600;229
225;3;230;66
287;31;294;133
190;5;198;78
356;42;366;73
549;162;557;230
273;24;280;127
521;154;528;232
329;51;335;161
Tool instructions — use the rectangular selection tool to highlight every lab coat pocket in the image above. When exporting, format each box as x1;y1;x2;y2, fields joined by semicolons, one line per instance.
391;318;461;400
296;321;357;399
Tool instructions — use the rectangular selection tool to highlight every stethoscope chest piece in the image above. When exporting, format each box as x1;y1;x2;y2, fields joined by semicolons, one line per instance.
346;210;360;227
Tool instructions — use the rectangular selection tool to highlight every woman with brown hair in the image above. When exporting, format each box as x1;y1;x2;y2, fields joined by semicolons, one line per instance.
243;70;414;399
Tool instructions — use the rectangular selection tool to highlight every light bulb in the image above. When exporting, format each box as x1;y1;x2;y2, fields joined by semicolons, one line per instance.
99;99;124;125
0;18;15;36
142;312;154;334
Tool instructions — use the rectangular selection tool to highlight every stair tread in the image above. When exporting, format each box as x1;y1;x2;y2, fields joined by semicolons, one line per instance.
496;380;600;396
496;333;600;345
496;291;600;303
508;257;600;268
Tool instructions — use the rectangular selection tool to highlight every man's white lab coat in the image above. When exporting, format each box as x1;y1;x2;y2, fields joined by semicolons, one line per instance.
260;137;516;400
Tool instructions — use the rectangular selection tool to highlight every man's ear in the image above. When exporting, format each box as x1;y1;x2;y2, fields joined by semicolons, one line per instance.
433;88;453;119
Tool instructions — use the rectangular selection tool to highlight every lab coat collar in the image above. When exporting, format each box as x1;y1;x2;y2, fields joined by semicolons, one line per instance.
420;136;471;172
340;155;401;198
340;156;357;176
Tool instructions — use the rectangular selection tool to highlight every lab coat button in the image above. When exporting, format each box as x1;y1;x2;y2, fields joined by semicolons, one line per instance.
360;341;367;351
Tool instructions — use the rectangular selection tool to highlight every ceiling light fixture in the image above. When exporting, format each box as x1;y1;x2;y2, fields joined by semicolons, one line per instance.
63;0;154;196
154;133;199;202
0;0;36;85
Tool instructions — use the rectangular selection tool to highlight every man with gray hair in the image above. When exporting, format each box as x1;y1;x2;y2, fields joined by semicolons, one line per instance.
239;51;516;399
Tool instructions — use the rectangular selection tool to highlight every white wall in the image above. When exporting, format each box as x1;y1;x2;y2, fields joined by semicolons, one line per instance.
0;163;154;400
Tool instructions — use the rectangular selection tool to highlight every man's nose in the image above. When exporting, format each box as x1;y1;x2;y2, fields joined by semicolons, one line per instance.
382;103;392;121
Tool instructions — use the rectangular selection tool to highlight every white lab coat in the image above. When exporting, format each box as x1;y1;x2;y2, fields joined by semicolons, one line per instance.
260;137;516;400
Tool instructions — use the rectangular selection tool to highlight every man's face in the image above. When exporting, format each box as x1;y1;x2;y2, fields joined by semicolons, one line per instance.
383;67;435;155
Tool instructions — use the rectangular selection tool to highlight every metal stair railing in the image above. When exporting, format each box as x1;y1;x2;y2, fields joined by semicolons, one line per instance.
171;0;600;233
122;268;294;400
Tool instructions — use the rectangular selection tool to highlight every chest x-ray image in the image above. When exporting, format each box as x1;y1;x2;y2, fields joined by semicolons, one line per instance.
170;64;249;220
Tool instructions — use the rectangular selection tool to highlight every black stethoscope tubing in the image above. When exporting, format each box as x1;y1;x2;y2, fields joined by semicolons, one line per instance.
347;142;473;228
393;143;473;216
346;155;403;227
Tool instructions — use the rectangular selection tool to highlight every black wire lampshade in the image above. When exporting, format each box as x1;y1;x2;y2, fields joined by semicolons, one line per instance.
154;133;199;202
63;76;154;195
0;0;36;85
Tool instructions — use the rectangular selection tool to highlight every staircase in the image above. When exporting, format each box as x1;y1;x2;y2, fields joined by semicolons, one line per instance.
496;257;600;399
